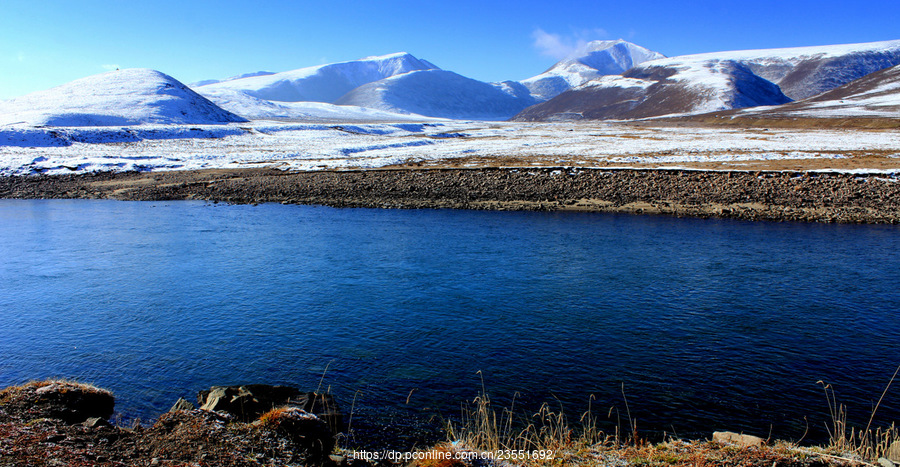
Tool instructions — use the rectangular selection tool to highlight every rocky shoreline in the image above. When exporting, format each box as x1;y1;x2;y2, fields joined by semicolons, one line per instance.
0;381;348;467
2;167;900;223
3;380;898;467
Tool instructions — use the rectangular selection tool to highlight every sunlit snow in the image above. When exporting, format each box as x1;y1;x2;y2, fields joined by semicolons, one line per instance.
2;121;898;176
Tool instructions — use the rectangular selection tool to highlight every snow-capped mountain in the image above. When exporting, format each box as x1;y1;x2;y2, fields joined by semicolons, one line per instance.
195;52;438;103
521;39;665;101
191;71;276;88
335;69;538;120
0;68;246;126
681;39;900;100
732;63;900;119
514;39;900;121
515;60;791;121
195;87;441;122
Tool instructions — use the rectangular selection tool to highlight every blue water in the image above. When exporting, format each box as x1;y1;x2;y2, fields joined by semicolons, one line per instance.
1;199;898;446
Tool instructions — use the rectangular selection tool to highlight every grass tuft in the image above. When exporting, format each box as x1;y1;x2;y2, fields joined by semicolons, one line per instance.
817;365;900;462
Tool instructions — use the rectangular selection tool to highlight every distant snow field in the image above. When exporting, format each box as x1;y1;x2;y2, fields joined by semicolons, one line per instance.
2;120;899;176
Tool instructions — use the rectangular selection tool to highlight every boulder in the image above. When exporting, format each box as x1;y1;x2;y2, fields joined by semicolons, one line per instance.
254;407;334;463
712;431;765;448
82;416;111;428
168;397;195;412
0;380;114;424
196;385;342;431
197;384;299;421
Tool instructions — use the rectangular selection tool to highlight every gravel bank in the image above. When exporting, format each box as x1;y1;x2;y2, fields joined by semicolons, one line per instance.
2;167;899;223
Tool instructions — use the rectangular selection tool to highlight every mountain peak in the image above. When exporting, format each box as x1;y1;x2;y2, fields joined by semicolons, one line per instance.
0;68;246;126
196;52;439;103
360;51;416;61
566;39;629;57
559;39;666;74
521;40;665;101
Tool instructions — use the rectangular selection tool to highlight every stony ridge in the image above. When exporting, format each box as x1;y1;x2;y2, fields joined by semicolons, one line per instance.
2;167;899;223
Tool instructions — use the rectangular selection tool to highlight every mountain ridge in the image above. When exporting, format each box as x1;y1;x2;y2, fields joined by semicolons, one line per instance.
335;69;537;120
513;39;900;121
196;52;438;103
3;39;899;126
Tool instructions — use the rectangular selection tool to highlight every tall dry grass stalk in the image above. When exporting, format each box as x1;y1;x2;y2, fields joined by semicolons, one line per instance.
446;390;591;455
818;363;900;462
444;373;637;462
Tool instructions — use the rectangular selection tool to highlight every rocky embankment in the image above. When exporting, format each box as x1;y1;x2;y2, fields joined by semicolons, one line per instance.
2;167;900;223
3;381;899;467
0;381;350;467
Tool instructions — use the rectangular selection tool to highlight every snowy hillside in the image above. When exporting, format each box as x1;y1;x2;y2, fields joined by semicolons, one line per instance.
0;69;246;127
734;64;900;119
191;71;276;88
680;39;900;100
196;53;438;103
196;87;443;122
335;69;537;120
521;40;665;100
515;59;791;121
515;39;900;121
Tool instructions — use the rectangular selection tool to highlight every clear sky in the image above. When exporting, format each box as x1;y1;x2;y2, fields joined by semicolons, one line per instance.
2;0;899;100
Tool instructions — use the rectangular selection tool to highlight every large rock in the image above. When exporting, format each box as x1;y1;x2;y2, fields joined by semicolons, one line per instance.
254;407;335;463
0;380;114;424
198;384;299;421
712;431;765;448
168;397;195;412
197;384;342;430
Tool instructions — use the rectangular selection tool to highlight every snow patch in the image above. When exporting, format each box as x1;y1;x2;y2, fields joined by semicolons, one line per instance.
3;121;899;176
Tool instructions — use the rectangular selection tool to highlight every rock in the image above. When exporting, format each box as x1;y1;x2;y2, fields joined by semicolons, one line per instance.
169;397;195;412
889;441;900;462
0;380;114;424
879;457;897;467
712;431;765;448
82;416;110;428
254;407;334;463
198;384;300;421
288;392;343;432
196;385;343;431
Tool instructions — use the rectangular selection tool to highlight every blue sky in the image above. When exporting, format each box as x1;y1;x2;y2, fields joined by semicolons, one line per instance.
2;0;899;100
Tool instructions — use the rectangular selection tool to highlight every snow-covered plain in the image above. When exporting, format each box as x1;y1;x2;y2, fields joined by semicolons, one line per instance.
2;121;899;176
193;87;444;122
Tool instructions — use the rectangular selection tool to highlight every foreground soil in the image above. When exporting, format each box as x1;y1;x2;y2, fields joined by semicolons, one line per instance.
0;380;873;467
2;167;900;223
0;412;865;467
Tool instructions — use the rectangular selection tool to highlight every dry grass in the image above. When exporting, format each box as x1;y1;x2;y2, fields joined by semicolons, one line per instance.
422;380;638;466
664;115;900;130
256;406;293;429
413;390;843;466
410;369;900;467
817;364;900;463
